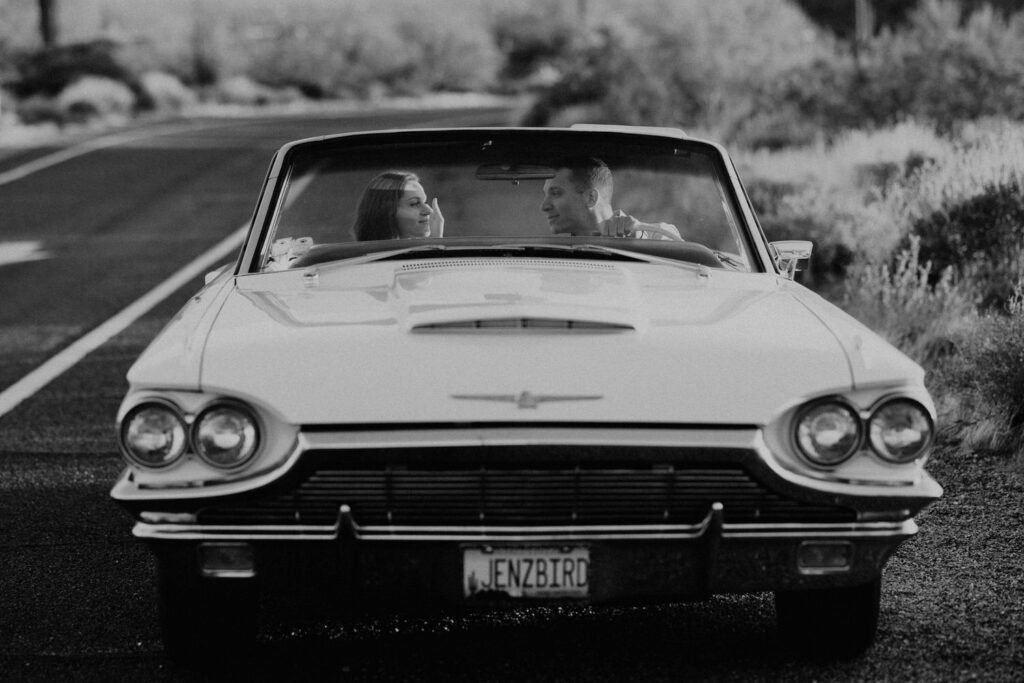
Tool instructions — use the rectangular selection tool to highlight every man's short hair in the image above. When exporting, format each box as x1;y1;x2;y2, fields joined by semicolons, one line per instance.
554;157;613;197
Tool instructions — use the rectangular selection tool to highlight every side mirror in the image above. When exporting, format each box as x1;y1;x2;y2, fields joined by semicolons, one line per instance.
769;240;812;280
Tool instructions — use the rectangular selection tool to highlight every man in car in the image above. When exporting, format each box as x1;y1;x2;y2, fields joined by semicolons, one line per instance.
540;157;681;240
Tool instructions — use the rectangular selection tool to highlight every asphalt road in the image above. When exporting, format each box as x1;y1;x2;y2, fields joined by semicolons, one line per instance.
0;109;1022;682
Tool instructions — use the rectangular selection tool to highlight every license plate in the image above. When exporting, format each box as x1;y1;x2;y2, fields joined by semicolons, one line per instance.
463;546;590;599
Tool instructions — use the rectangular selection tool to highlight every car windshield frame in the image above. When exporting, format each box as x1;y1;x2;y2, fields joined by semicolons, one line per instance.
236;128;771;276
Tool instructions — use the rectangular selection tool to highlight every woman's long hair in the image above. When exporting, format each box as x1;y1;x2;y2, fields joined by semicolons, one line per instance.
352;171;419;241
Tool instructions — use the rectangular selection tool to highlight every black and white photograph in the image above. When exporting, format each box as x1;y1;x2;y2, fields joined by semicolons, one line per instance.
0;1;1022;681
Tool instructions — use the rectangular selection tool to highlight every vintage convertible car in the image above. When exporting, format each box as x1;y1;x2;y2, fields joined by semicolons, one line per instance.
111;125;941;660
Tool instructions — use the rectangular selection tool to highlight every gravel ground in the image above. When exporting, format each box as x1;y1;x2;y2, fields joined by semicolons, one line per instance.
838;443;1024;682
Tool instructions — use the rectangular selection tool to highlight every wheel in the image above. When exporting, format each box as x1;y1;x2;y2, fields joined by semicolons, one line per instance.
774;577;881;658
156;559;258;664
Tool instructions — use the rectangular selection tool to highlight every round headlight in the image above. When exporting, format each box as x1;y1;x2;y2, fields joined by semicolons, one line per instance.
121;403;187;468
194;405;259;469
868;399;933;463
794;401;862;467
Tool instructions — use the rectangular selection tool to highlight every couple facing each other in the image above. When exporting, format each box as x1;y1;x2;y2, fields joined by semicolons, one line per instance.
353;158;680;242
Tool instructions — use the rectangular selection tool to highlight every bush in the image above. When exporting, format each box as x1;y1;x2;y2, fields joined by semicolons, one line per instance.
13;94;62;125
866;0;1024;131
890;122;1024;308
524;21;702;128
907;183;1024;308
244;15;499;99
840;237;979;365
757;0;1024;141
738;121;949;291
139;71;197;112
56;76;137;123
524;0;827;133
940;287;1024;454
490;6;574;82
393;18;500;93
211;75;301;106
11;40;137;98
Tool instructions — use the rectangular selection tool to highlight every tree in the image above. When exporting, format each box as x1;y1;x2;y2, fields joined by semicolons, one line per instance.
792;0;918;38
38;0;57;47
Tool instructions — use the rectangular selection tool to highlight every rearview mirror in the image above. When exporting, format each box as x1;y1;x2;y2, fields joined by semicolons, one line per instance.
769;240;813;280
475;164;554;181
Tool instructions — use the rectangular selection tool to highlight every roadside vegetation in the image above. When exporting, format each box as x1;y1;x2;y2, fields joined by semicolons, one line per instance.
3;0;1024;461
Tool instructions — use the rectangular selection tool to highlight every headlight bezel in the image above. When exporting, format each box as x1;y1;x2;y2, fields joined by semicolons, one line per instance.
792;397;864;468
119;400;189;469
118;396;264;473
192;401;262;470
866;398;934;464
788;393;936;471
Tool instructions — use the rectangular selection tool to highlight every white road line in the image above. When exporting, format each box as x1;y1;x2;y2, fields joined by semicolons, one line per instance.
0;225;247;419
0;240;50;267
0;121;218;187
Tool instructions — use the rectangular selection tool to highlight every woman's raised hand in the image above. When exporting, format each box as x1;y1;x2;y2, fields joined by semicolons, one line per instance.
430;197;444;237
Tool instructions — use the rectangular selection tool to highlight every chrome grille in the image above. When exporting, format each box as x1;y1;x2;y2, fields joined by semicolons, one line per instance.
197;458;856;526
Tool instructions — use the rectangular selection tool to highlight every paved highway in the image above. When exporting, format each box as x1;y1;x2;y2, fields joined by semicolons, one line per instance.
0;109;1020;682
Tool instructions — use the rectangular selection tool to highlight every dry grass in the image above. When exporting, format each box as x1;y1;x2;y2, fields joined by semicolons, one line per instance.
741;119;1024;462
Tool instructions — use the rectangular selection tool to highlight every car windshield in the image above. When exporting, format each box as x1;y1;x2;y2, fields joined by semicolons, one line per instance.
255;131;757;273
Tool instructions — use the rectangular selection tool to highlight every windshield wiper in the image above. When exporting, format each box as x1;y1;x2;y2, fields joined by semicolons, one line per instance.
713;250;746;270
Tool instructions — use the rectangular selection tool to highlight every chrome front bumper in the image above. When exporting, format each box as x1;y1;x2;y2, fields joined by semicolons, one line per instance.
138;504;919;600
132;502;918;543
119;425;937;600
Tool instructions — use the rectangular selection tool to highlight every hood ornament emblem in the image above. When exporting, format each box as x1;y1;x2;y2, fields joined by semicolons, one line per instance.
452;391;603;410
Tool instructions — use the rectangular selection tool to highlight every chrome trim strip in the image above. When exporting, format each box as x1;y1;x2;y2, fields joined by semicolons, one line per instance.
133;518;916;543
723;519;917;539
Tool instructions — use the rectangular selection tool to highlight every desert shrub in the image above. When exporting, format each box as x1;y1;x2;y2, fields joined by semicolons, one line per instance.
889;122;1024;308
757;183;881;293
734;52;861;148
210;75;301;106
756;0;1024;142
739;121;947;196
737;121;950;291
840;237;979;365
523;20;704;128
243;15;498;99
865;0;1024;131
728;100;827;151
393;18;500;93
10;40;137;98
13;94;63;125
55;76;136;123
940;286;1024;453
743;179;800;223
490;6;574;82
906;184;1024;308
524;0;828;133
138;71;196;112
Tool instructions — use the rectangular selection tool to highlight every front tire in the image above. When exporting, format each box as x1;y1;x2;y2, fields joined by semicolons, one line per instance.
156;560;258;664
774;577;881;658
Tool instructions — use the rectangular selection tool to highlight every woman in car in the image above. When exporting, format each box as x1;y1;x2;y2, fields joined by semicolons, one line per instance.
353;171;444;240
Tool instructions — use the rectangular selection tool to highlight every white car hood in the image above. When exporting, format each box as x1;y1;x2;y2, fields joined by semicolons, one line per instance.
137;258;922;425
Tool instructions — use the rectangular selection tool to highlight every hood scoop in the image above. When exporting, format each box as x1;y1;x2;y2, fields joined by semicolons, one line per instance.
412;317;635;333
